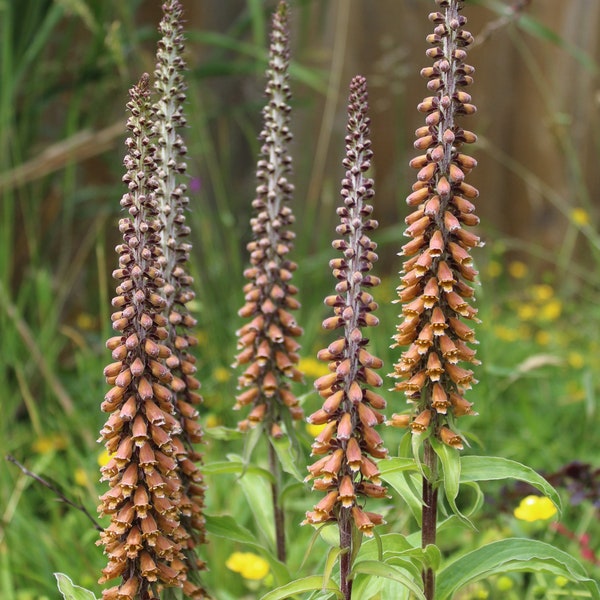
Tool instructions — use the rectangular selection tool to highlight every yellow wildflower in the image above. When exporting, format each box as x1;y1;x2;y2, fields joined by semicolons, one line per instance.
306;422;327;437
97;448;113;467
493;325;520;342
213;366;231;383
485;260;502;278
204;414;222;428
568;352;584;369
75;312;96;331
530;284;553;302
571;208;590;227
226;552;270;580
508;261;528;279
496;576;513;591
555;576;569;588
74;468;90;487
539;299;562;322
517;303;536;321
297;356;330;379
535;331;551;346
195;329;208;346
32;434;67;454
513;495;557;522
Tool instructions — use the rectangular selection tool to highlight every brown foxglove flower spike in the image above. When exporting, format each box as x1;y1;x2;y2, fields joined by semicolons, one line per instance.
98;74;187;600
304;75;387;537
390;0;480;447
234;0;304;436
152;2;207;595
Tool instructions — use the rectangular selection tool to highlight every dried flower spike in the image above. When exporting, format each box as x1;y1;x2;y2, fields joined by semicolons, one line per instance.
152;2;208;595
304;75;386;598
98;74;187;600
234;0;303;434
391;0;480;448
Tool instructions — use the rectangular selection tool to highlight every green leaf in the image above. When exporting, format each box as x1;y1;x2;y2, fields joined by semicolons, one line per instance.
323;546;342;588
54;573;97;600
203;460;275;481
271;434;304;482
460;456;562;514
259;575;343;600
378;460;422;524
518;14;599;74
203;426;244;441
436;538;600;600
241;424;264;469
431;437;473;528
350;560;426;600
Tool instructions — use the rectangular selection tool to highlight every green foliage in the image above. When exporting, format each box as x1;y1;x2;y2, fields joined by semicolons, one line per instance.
2;1;600;599
54;574;97;600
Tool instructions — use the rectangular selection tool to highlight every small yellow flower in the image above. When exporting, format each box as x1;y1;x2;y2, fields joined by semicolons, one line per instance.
226;552;270;580
74;468;90;487
517;303;536;321
571;208;590;227
97;448;114;467
32;434;67;454
530;284;554;302
539;299;562;322
535;330;551;346
493;325;520;342
213;366;231;383
75;312;96;331
306;422;327;437
205;414;222;428
513;495;557;522
496;576;513;591
485;260;502;279
297;357;330;379
508;260;528;279
568;352;584;369
554;576;569;588
195;329;208;346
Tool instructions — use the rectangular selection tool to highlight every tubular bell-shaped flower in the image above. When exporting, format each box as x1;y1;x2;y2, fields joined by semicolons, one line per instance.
304;76;387;552
151;2;207;595
390;0;480;446
234;0;303;436
98;74;187;600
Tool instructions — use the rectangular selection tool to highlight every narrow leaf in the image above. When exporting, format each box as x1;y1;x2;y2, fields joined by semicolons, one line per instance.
436;538;600;600
54;573;97;600
460;456;561;513
259;575;343;600
271;434;304;481
431;437;473;528
350;560;426;599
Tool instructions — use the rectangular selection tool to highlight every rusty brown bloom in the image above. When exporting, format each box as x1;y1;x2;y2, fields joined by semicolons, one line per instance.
304;74;386;600
390;0;480;447
98;74;187;599
152;1;207;595
234;0;303;436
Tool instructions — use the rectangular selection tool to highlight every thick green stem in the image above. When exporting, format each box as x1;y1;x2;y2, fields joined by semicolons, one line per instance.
339;508;353;600
422;438;438;600
269;440;286;563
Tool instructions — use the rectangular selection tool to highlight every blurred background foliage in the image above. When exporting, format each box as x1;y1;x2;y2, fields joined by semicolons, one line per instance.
1;0;600;598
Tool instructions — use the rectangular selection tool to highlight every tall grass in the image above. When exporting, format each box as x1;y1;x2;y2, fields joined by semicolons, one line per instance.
1;1;599;598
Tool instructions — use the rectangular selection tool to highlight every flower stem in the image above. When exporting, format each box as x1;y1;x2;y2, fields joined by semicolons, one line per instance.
422;438;438;600
339;508;353;600
269;440;286;563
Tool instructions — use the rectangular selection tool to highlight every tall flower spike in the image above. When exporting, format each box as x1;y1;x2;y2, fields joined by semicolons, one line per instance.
152;2;208;596
304;75;386;600
234;0;303;436
98;74;187;600
391;0;480;449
